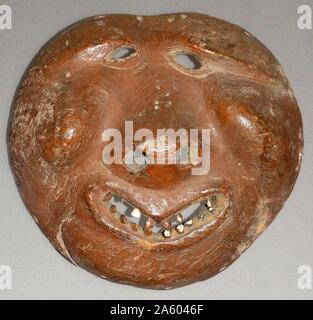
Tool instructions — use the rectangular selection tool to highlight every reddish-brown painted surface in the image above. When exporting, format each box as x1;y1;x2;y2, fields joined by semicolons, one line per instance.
8;13;303;289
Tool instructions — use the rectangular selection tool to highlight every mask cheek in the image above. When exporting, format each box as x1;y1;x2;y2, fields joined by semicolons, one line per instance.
38;113;85;164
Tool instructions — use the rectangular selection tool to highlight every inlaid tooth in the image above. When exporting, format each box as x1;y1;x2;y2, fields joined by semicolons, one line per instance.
176;224;184;234
131;223;138;231
161;221;171;229
119;215;127;224
206;199;213;208
184;219;193;227
176;213;183;223
144;228;152;236
207;196;216;209
145;219;154;229
162;229;171;238
210;195;217;204
110;205;117;213
104;193;111;201
131;208;141;219
198;214;206;220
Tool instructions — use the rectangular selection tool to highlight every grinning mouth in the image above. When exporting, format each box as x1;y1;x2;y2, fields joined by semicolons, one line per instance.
85;186;232;250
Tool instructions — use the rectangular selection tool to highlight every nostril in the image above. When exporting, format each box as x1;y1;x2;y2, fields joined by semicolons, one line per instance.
124;150;150;173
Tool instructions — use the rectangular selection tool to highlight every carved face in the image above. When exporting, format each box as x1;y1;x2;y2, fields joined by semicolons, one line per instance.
8;13;303;288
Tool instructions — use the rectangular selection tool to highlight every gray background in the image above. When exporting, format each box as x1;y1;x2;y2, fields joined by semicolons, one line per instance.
0;0;312;300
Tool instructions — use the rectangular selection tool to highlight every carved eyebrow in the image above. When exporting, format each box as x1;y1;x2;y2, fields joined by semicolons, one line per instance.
77;43;138;62
166;45;277;84
77;43;109;60
191;45;276;84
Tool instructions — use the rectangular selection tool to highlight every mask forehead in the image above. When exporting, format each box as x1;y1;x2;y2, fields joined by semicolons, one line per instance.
66;14;283;80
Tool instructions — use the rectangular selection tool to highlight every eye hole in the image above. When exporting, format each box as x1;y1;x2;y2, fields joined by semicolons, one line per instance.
110;46;137;60
173;53;202;70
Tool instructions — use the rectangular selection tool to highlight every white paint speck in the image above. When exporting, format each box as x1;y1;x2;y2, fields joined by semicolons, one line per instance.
96;20;106;27
94;15;106;20
288;88;294;99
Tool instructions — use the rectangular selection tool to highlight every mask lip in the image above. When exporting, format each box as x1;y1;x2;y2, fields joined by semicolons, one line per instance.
84;184;232;251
